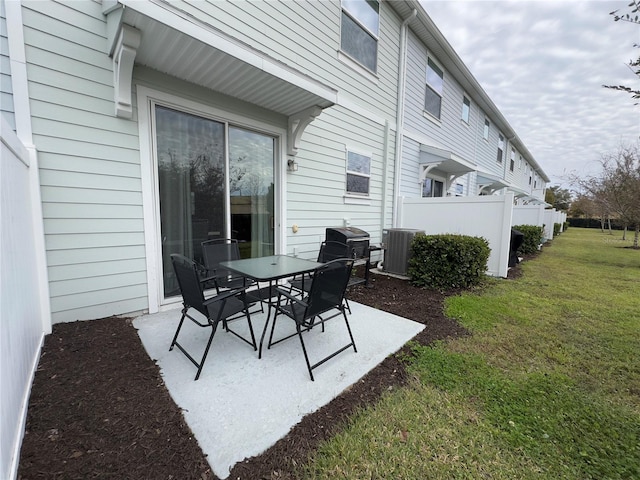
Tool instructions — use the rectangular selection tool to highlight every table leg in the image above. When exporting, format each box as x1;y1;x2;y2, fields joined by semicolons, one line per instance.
258;280;274;359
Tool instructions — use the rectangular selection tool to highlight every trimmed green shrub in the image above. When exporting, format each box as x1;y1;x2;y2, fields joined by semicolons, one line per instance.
553;223;562;236
512;224;544;255
407;234;490;289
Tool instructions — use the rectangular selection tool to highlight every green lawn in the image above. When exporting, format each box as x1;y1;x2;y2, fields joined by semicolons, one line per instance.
303;227;640;479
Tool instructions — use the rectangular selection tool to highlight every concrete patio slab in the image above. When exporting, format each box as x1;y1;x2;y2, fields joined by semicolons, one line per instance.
134;301;424;479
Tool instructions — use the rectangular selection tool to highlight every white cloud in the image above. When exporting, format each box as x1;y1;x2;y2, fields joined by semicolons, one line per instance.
422;0;640;188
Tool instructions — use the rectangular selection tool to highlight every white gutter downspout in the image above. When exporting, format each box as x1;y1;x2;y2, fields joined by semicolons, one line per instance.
5;0;52;334
392;8;417;228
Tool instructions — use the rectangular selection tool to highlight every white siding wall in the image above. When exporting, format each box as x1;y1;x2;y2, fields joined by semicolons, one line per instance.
163;0;402;250
402;29;509;197
287;106;390;257
402;27;548;201
0;0;15;129
404;31;476;160
143;0;402;254
168;0;400;121
473;110;504;180
22;1;148;322
19;0;402;321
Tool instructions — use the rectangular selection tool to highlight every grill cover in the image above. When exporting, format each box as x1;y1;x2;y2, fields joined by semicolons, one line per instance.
325;227;370;259
509;228;524;267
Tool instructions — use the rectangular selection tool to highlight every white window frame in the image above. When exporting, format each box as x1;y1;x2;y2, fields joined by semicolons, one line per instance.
461;95;471;124
483;118;490;140
425;57;444;119
497;133;504;163
345;147;372;197
510;148;515;172
340;0;380;74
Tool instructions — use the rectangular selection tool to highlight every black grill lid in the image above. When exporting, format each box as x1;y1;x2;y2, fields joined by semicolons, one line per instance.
325;227;369;239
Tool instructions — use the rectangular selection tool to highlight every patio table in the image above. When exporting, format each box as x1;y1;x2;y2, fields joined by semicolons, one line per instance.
219;255;323;358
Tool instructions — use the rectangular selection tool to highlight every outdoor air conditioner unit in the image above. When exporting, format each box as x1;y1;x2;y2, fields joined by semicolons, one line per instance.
382;228;425;275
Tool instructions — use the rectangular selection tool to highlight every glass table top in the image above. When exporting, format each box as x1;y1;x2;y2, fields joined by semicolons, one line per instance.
219;255;323;281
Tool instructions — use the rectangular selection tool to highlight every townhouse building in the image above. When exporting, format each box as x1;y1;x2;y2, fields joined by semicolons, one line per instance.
2;3;549;475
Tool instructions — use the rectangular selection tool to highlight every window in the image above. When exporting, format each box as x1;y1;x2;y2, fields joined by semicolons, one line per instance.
422;177;444;197
153;105;275;298
518;155;522;169
497;133;504;163
510;148;515;172
455;183;464;196
461;96;470;123
341;0;379;72
483;119;490;140
425;58;444;118
346;149;371;195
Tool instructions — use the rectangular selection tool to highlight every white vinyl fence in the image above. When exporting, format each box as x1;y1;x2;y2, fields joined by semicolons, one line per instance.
543;208;567;240
1;118;45;480
397;194;514;277
513;204;546;229
513;204;567;242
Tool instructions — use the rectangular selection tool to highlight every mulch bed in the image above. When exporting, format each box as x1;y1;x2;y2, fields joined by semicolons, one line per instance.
18;264;522;479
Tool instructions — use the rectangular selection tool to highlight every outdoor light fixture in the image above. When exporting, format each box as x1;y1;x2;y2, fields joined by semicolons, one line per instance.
287;158;298;172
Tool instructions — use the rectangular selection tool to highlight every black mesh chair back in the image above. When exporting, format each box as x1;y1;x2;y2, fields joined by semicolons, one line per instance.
172;253;209;317
270;258;357;380
306;258;353;319
318;241;351;262
201;239;247;291
288;241;350;296
170;254;256;380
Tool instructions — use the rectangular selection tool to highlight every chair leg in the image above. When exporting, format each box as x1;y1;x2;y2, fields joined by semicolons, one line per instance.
296;323;315;381
170;308;188;351
267;309;280;349
342;308;357;353
194;320;219;381
344;298;352;315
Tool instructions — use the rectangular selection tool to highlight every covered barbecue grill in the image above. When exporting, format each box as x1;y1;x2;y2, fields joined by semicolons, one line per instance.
325;227;375;287
509;228;524;267
325;227;370;259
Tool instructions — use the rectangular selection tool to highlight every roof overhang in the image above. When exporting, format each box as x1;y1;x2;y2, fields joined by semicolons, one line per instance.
103;0;337;155
506;184;531;199
419;145;476;183
476;171;509;195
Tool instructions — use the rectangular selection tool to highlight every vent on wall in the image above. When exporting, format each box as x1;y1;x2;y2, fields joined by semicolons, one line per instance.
382;228;425;275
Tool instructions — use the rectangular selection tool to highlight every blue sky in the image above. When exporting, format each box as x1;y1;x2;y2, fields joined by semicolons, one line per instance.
422;0;640;189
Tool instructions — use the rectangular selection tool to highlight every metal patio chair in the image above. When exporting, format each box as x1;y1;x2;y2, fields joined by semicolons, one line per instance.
201;238;271;311
269;258;357;381
288;240;350;293
170;254;257;380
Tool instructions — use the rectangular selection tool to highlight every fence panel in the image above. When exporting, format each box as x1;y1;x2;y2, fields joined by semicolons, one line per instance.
1;118;44;480
398;194;514;277
513;204;545;228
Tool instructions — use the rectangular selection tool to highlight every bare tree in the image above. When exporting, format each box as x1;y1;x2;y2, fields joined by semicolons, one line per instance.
604;1;640;103
600;144;640;245
570;144;640;247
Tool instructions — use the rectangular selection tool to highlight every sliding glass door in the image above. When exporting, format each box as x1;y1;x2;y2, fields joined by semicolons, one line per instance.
154;105;275;298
